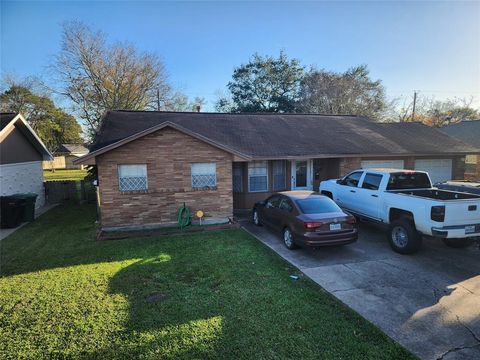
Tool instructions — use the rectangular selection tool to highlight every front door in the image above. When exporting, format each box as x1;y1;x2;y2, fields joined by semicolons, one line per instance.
291;160;312;190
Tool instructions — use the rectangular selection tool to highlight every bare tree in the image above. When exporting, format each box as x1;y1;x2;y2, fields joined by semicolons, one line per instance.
387;94;479;127
297;65;387;119
52;21;172;138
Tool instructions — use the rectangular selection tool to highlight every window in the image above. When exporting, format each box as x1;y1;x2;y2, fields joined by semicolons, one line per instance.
295;197;342;214
118;164;148;192
386;172;431;190
362;173;383;190
191;163;216;189
266;195;281;208
233;163;243;192
279;198;294;212
342;171;363;187
248;161;268;192
272;160;286;190
466;155;477;175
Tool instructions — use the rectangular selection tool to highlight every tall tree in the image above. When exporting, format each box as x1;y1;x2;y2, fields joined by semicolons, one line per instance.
52;21;172;138
0;84;83;152
218;51;304;112
297;65;387;119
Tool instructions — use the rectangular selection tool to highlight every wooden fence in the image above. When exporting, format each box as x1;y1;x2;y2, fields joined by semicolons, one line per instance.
44;180;96;204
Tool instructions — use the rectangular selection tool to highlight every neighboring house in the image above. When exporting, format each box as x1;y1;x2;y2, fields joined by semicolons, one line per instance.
0;113;53;208
43;143;89;170
76;110;479;230
439;120;480;181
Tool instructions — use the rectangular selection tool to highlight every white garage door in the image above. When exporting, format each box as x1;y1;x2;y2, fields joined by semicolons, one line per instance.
414;159;452;184
361;160;404;170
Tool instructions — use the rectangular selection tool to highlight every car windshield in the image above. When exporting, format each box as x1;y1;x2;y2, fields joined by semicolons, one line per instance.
295;197;342;214
387;172;431;190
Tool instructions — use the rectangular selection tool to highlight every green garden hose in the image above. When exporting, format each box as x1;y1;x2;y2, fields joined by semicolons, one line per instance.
178;203;191;228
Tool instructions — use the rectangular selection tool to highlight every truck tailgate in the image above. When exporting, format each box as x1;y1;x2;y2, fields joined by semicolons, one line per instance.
444;200;480;225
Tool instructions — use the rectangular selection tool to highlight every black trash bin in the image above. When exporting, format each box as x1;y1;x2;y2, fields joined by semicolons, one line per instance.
13;193;38;222
0;196;25;228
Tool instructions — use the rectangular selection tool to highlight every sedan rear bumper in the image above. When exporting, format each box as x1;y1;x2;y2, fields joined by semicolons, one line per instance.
296;228;358;247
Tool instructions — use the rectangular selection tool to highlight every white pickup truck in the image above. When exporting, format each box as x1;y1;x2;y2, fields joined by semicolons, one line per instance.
320;169;480;254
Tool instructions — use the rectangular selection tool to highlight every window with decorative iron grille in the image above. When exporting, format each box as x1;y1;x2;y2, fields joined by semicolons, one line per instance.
191;163;216;189
118;164;148;192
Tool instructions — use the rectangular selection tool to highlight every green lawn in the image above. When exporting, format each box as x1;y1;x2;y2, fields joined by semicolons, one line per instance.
0;205;414;359
43;169;88;181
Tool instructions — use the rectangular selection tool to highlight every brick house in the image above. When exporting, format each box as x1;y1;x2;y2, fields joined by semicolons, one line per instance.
76;111;479;230
439;120;480;181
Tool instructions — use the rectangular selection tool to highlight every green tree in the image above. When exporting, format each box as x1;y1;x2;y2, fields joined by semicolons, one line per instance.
218;51;304;112
0;85;82;151
297;65;387;119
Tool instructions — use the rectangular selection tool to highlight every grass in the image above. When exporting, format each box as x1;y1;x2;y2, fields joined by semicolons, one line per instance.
43;169;88;181
0;205;415;359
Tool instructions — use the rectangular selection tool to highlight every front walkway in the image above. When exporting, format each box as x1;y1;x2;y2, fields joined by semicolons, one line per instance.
241;219;480;360
0;204;57;241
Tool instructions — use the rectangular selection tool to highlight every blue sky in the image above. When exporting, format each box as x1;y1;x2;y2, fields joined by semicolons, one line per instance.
1;0;479;111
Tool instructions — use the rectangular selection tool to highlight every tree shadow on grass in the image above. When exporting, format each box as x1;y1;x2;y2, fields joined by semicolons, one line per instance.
0;204;416;359
83;246;415;359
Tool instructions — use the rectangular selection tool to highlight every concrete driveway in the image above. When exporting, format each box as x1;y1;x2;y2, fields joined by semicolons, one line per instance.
241;220;480;360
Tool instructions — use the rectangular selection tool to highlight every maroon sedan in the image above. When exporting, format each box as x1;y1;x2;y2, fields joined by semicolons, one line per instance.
252;191;358;249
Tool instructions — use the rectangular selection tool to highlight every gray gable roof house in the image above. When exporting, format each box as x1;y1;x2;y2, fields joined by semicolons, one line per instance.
56;143;89;157
76;111;480;230
1;112;53;209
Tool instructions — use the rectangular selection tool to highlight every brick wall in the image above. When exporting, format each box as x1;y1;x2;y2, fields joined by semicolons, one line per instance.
97;127;233;229
452;156;466;180
339;157;361;176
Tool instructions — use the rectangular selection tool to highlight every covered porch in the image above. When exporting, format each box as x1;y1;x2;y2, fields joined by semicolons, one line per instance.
232;158;341;210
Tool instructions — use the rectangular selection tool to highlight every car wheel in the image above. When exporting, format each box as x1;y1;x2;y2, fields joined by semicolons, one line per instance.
388;219;422;254
442;238;472;248
283;227;298;250
252;209;262;226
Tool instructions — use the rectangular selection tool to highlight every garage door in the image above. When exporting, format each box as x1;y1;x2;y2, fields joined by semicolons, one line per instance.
414;159;452;184
361;160;404;170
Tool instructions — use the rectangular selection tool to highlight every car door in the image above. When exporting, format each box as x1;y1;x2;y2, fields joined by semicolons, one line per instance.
277;196;296;232
261;195;282;227
356;172;383;220
336;171;364;211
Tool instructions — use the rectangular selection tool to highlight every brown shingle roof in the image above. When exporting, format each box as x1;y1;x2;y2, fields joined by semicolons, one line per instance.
89;110;479;159
439;120;480;148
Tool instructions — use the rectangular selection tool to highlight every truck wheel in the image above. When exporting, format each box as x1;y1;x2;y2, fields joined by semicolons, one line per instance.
442;238;472;248
388;219;422;254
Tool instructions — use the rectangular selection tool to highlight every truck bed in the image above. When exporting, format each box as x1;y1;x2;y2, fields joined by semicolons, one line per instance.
389;189;480;200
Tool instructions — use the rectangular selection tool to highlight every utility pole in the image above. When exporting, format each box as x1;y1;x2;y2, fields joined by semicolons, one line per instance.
156;88;160;111
411;90;417;122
